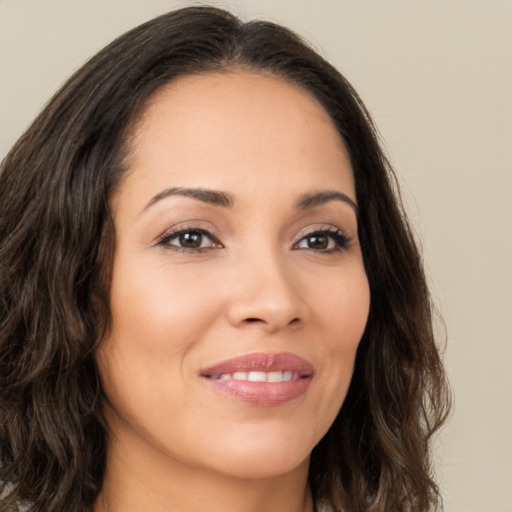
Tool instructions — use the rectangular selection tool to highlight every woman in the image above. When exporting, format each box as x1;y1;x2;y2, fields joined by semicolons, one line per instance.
0;6;450;512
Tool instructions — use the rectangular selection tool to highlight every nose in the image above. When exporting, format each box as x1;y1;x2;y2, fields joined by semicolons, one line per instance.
225;252;307;333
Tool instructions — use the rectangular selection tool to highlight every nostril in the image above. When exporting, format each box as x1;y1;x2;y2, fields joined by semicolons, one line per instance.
245;318;263;323
243;317;301;325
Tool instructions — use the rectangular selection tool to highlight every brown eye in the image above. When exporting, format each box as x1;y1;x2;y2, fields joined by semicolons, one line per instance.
305;234;329;250
179;231;203;248
158;228;222;252
295;229;351;252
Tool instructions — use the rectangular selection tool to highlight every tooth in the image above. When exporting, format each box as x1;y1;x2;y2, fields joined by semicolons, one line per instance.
248;371;267;382
267;371;283;382
214;371;298;382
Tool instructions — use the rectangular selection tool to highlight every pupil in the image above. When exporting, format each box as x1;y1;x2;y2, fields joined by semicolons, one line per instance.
308;234;328;249
179;232;202;248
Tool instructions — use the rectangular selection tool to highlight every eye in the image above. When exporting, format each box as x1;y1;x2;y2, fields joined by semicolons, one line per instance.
294;228;351;252
157;227;222;252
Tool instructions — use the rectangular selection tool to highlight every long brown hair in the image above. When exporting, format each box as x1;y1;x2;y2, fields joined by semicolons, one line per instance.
0;6;450;511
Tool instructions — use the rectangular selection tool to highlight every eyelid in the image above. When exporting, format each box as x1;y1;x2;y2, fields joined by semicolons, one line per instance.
292;226;353;251
155;224;223;251
154;223;353;254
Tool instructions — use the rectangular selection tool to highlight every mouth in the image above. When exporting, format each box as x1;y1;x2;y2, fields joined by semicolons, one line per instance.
200;352;314;406
206;370;302;382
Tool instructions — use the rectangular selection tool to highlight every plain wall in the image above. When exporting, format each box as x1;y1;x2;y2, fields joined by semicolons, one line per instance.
1;1;511;511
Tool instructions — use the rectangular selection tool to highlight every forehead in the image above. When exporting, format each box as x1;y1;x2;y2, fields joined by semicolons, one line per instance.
118;70;354;207
137;69;337;130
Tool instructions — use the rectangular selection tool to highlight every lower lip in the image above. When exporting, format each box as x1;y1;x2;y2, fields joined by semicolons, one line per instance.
203;377;312;406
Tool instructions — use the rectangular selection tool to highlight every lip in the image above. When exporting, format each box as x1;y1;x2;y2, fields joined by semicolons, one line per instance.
200;352;314;406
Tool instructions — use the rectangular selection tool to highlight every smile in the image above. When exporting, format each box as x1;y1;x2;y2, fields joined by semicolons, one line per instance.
200;352;314;406
208;370;301;382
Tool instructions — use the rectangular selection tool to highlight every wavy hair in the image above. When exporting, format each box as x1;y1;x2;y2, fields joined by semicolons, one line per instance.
0;6;450;511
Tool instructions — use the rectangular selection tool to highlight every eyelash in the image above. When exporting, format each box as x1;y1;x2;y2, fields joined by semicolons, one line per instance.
157;227;222;254
295;228;352;253
156;226;352;254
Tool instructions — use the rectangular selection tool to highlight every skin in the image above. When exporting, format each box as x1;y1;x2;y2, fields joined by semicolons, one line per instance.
95;71;370;512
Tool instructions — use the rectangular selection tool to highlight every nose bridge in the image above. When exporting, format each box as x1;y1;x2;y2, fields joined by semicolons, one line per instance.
226;244;305;331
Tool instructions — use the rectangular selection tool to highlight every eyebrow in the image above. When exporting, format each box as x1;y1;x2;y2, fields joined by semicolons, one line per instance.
296;190;358;215
143;187;234;211
143;187;357;215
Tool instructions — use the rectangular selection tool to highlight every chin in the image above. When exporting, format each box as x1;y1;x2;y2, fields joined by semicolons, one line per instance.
212;454;310;481
197;429;315;480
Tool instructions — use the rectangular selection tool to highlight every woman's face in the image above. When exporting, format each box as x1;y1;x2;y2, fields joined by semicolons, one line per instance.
97;71;370;480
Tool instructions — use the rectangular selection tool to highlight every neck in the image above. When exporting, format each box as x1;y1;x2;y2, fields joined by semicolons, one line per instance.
94;423;314;512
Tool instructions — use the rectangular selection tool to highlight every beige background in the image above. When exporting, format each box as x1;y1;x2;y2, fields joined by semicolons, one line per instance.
1;1;511;510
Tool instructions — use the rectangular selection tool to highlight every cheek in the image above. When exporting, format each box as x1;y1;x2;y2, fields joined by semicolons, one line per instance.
316;263;370;346
106;256;225;358
312;265;370;403
95;256;224;418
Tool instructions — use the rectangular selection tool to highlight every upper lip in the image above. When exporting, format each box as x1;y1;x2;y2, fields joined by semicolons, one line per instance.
200;352;314;378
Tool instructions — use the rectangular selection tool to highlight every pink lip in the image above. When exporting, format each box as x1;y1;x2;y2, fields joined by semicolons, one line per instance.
200;352;314;406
